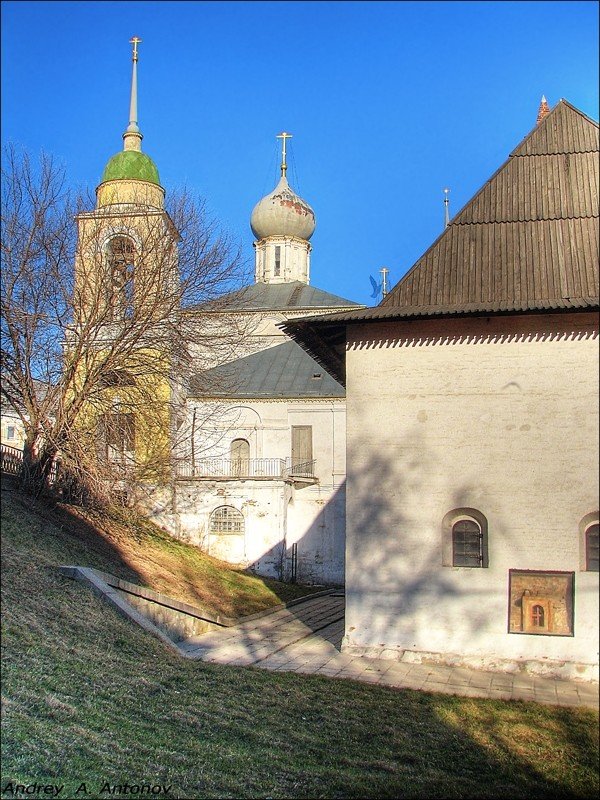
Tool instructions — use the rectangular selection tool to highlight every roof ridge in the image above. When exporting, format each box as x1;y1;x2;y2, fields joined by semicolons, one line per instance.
379;98;599;312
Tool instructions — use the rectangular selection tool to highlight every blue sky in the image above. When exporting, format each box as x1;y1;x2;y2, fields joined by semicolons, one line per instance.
2;1;598;306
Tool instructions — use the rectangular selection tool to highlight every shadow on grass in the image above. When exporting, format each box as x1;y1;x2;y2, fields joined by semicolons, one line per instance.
1;481;598;799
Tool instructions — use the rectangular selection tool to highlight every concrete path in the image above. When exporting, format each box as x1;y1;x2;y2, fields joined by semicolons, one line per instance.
180;593;599;709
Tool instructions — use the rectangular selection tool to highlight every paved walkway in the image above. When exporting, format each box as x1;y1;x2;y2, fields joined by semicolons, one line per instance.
180;593;599;709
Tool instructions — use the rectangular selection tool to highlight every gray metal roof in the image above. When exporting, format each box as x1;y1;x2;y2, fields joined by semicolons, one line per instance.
200;281;361;312
190;340;345;399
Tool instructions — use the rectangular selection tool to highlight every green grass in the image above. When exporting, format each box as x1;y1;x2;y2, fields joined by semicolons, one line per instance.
1;485;598;799
1;486;321;617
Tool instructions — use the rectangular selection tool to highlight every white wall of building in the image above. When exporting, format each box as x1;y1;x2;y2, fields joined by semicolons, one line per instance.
169;398;347;585
1;409;26;449
343;312;599;680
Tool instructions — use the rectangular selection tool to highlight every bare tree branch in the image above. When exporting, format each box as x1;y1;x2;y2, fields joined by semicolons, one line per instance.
1;143;251;503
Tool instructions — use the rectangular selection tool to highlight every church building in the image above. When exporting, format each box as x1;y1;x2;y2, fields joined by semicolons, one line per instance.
286;98;599;680
74;40;360;585
168;138;361;584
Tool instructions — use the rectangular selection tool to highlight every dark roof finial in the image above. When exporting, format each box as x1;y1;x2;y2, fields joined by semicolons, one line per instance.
536;95;551;125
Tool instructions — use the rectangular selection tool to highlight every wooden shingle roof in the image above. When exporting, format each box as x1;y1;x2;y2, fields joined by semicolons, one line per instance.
281;99;599;385
380;99;598;314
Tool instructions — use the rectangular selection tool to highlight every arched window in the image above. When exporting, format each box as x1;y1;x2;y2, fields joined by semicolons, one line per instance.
107;236;135;317
274;245;281;277
531;604;545;627
230;438;250;476
210;506;244;535
442;508;488;568
452;518;483;567
579;513;599;571
585;523;599;572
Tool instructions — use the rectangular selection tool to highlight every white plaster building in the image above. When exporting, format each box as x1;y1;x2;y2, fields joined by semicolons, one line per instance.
68;43;361;586
286;99;599;679
170;146;361;584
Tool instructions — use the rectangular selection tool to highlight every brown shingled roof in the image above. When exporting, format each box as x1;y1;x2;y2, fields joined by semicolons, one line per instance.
282;99;599;384
381;99;598;313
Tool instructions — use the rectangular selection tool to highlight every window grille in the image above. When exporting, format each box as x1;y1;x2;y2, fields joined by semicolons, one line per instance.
102;412;135;461
452;519;483;567
531;604;545;627
210;506;244;535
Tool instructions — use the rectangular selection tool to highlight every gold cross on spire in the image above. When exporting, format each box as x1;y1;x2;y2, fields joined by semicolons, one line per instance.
130;36;142;62
276;131;293;177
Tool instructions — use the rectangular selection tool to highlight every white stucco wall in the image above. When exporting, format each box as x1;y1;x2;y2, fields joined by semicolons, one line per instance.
169;399;346;585
344;312;599;680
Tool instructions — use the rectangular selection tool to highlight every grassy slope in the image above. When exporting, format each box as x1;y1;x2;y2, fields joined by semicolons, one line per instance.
1;488;320;617
1;486;599;800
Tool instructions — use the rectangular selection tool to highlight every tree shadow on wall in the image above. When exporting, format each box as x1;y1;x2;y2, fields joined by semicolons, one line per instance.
343;427;520;656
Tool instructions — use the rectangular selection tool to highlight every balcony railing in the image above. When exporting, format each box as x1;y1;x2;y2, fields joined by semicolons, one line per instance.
176;457;316;481
1;444;23;476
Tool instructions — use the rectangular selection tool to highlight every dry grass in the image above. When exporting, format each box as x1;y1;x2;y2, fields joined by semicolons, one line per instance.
4;486;321;617
1;485;599;799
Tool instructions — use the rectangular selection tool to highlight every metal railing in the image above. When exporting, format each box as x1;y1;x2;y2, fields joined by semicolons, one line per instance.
284;459;316;479
177;458;286;479
176;457;316;481
1;444;23;476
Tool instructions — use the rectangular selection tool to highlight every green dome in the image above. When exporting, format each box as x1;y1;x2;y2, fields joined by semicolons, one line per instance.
101;150;161;185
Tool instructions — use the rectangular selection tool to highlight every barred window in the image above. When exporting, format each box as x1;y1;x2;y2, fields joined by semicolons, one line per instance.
102;412;135;461
210;506;244;535
452;519;483;567
586;523;599;572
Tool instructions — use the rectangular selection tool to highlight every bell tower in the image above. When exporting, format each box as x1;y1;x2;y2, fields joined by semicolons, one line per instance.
71;38;180;484
74;37;179;328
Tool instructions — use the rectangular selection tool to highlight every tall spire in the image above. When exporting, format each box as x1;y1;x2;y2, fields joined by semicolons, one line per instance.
276;131;292;177
123;36;143;152
536;95;550;126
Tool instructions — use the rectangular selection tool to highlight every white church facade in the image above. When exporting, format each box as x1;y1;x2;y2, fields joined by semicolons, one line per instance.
73;42;360;585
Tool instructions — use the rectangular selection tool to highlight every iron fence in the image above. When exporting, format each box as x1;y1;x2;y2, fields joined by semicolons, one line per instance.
176;457;316;480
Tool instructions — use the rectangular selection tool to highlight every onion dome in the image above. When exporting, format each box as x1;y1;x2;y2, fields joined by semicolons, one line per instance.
98;37;161;189
101;150;160;185
250;175;316;241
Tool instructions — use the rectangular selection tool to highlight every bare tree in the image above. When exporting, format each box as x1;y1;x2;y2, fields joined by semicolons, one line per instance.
1;143;250;503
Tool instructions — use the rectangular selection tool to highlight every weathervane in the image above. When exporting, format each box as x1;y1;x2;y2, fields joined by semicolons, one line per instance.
369;267;390;301
276;131;292;177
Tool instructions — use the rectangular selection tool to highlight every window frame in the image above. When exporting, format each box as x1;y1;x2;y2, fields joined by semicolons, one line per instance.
579;512;599;572
442;507;489;568
106;235;136;318
585;522;599;572
274;245;281;277
209;506;245;535
452;518;483;567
